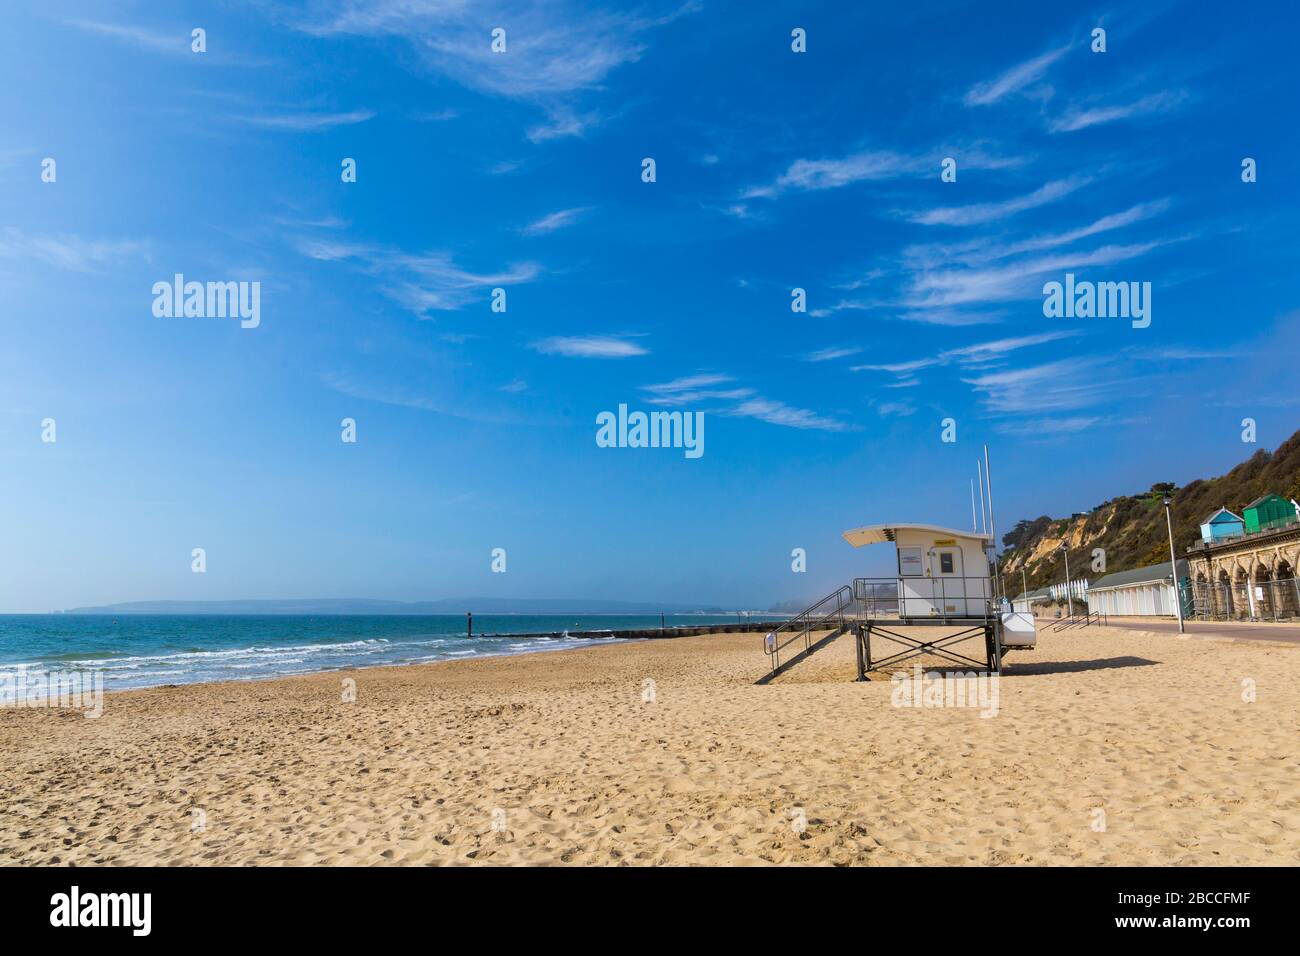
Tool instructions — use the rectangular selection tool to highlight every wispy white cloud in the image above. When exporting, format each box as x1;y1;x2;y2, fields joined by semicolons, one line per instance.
807;298;876;319
533;335;648;358
1150;346;1249;361
67;18;268;65
906;176;1090;227
642;374;753;406
744;147;1020;200
903;237;1173;310
894;308;1007;327
526;108;602;143
0;228;150;273
641;374;849;430
834;269;886;291
519;206;591;236
964;45;1070;106
1049;91;1189;133
643;373;736;394
296;237;539;314
852;356;940;375
802;346;863;363
888;197;1182;323
410;108;459;122
286;1;700;140
744;150;915;199
236;110;375;131
874;401;917;417
724;397;850;431
321;370;523;425
66;19;188;55
852;330;1080;376
962;357;1113;414
499;379;529;393
714;202;760;221
904;200;1172;269
999;415;1101;436
274;214;348;229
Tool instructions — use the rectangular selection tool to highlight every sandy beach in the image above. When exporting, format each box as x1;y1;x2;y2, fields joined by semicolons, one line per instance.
1;625;1297;866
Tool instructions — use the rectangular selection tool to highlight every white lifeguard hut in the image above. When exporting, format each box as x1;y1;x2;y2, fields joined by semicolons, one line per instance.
758;447;1035;681
834;521;1035;679
842;523;994;619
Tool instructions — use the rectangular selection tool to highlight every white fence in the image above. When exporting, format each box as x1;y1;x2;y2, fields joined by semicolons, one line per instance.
1047;578;1089;603
1090;582;1177;617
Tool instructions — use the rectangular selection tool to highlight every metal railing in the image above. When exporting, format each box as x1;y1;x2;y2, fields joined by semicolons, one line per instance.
761;584;854;672
1191;577;1300;622
1049;610;1106;631
1191;515;1299;550
1251;514;1300;534
852;575;996;623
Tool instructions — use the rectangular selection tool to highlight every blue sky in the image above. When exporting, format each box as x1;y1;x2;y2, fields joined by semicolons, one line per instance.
2;0;1298;612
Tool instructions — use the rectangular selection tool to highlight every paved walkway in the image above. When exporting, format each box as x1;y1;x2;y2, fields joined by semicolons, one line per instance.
1095;616;1300;645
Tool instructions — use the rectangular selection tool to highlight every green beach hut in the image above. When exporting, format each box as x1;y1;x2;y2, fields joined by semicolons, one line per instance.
1242;493;1297;534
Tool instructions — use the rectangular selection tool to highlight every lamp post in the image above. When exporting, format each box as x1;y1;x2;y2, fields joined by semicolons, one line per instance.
1059;542;1074;617
1162;493;1186;633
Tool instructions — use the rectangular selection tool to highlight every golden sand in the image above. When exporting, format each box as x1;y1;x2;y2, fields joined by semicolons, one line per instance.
1;625;1297;865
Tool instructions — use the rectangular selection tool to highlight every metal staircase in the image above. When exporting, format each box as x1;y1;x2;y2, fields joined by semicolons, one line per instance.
760;585;855;680
761;576;1011;682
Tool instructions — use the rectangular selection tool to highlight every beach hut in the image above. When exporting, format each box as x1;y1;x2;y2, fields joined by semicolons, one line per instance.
1199;506;1244;543
1243;494;1295;535
1012;586;1053;613
1087;559;1190;617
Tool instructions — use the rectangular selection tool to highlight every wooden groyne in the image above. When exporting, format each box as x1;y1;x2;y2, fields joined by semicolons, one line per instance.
479;620;793;642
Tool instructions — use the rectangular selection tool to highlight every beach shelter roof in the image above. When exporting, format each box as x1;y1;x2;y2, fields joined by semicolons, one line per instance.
1089;559;1190;592
841;523;992;548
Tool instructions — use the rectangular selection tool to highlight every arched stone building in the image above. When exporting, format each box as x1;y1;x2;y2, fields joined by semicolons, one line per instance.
1185;523;1300;620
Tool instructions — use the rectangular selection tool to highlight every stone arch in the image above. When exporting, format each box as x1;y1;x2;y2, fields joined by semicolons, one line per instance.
1276;558;1298;617
1217;566;1234;618
1254;562;1275;618
1279;546;1300;582
1233;565;1251;620
1193;571;1212;619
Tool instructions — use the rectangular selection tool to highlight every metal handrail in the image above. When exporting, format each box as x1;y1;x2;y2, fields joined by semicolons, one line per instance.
852;575;996;623
1050;610;1105;631
762;584;854;671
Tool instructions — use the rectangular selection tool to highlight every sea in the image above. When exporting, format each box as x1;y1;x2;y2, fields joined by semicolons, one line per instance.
0;614;761;693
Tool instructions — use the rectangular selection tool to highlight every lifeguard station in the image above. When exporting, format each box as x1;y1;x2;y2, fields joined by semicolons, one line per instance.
761;522;1037;681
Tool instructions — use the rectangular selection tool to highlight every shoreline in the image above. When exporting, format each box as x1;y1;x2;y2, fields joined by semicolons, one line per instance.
0;619;792;697
4;624;1297;866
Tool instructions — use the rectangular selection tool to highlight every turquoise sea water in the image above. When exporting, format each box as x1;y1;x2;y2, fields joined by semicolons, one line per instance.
0;614;753;692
